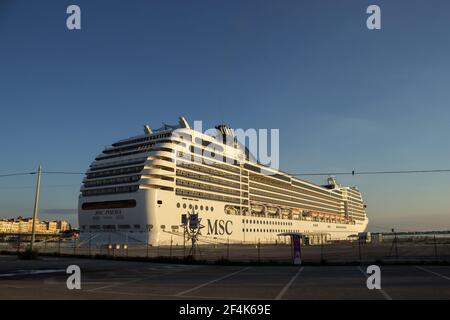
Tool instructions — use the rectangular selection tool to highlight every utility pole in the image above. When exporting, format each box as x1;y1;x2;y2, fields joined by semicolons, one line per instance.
30;165;42;252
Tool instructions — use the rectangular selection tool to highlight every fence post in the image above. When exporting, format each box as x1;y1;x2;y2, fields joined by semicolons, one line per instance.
358;238;362;263
433;234;438;259
395;234;399;259
320;236;324;262
183;227;186;258
257;239;261;264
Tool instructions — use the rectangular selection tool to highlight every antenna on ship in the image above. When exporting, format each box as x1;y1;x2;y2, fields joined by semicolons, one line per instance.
143;124;153;135
179;116;190;129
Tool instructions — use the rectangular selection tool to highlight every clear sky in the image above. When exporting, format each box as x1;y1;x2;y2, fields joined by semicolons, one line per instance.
0;0;449;231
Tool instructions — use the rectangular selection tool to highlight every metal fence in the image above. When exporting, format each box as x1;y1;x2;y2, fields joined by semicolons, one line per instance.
1;234;450;264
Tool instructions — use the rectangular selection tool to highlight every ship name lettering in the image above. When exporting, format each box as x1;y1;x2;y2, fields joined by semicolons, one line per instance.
207;219;233;235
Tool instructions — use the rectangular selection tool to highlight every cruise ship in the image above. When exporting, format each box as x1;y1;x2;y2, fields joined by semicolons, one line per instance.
78;117;368;245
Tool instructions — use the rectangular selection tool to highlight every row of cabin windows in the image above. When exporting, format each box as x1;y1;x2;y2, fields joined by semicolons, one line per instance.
95;146;173;161
176;169;241;189
84;175;141;188
82;185;139;197
89;157;147;172
84;224;141;230
243;219;293;226
244;228;300;233
175;188;241;204
86;166;144;179
176;202;214;212
177;161;240;182
176;179;241;196
106;135;175;155
112;133;172;147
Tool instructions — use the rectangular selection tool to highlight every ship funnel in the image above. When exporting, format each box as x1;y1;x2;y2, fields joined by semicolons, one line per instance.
327;176;338;188
215;124;236;144
215;124;234;137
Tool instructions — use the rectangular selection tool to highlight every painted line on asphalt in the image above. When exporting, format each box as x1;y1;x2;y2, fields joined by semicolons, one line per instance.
415;266;450;281
275;267;304;300
357;266;392;300
87;268;193;292
89;289;260;300
0;269;65;278
175;267;251;296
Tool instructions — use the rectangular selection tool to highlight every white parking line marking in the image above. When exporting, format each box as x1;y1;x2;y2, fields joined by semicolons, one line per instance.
87;268;191;292
415;266;450;281
175;267;251;296
275;267;304;300
357;266;392;300
0;269;65;278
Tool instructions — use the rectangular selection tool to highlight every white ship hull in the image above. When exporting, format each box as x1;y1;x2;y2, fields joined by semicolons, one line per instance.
79;189;368;245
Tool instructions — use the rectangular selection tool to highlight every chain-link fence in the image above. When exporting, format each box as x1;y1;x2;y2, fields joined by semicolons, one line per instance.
1;234;449;264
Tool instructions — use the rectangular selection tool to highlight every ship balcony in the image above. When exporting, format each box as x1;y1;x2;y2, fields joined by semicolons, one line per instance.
144;158;176;169
142;166;175;177
148;149;176;160
139;177;174;188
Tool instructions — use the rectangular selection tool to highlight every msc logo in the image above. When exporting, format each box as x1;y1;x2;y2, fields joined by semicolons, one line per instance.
207;219;232;236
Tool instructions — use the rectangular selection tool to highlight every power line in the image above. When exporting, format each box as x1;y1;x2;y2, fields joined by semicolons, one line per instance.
291;169;450;176
0;184;80;190
43;171;84;175
0;172;36;178
1;168;450;179
0;171;84;178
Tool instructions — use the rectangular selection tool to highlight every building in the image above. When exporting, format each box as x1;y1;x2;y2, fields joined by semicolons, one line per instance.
47;221;58;233
57;220;70;232
0;217;71;234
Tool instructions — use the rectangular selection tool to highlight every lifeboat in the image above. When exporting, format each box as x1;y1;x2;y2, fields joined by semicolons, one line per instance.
225;205;238;215
281;208;292;219
251;204;265;214
266;206;280;217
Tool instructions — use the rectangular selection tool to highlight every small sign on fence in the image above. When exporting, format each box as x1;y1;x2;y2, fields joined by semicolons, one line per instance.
292;234;302;265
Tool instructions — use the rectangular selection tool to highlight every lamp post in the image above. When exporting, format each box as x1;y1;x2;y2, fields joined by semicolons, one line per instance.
30;165;42;252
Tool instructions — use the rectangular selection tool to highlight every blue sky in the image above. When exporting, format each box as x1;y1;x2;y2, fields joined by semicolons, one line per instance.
0;0;449;231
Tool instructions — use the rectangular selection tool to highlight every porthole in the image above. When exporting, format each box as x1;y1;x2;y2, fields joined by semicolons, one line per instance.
177;203;181;208
189;204;193;209
211;207;214;212
183;203;187;209
200;205;204;210
195;205;198;210
206;206;209;211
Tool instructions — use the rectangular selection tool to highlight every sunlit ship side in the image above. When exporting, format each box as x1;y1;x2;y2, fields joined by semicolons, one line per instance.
78;117;368;245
